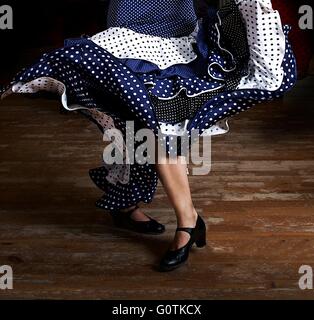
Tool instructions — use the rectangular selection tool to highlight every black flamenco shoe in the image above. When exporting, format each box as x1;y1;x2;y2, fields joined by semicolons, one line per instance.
110;205;166;235
159;215;206;272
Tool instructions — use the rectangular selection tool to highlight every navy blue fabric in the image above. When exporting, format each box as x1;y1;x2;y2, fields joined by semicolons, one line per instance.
116;3;249;100
120;21;210;79
64;35;90;47
93;26;297;211
1;2;297;211
187;25;297;135
107;0;198;38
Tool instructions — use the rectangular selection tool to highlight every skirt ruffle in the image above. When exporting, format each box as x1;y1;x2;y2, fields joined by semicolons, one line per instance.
0;0;298;211
111;1;249;100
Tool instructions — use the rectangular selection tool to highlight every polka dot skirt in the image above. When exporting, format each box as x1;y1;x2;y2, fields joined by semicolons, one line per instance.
0;0;297;211
91;27;198;70
107;0;198;38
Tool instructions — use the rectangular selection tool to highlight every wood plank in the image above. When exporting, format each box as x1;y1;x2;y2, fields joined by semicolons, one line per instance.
0;76;314;299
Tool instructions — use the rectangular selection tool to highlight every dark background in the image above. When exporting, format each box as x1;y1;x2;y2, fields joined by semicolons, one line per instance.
0;0;110;80
0;0;313;82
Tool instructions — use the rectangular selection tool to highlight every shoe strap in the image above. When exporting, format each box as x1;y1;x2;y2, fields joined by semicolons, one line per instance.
123;205;139;216
123;206;154;221
176;227;194;235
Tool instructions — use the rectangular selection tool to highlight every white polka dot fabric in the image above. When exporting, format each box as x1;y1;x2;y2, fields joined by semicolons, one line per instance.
10;77;88;111
0;0;298;211
235;0;286;91
90;27;198;70
87;109;131;185
12;78;65;97
3;0;293;140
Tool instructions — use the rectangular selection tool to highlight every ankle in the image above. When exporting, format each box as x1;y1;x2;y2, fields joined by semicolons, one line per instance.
125;206;151;222
176;207;198;228
120;206;136;214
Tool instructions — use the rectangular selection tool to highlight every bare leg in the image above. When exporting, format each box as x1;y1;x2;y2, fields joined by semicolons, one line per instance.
121;144;197;229
156;156;198;250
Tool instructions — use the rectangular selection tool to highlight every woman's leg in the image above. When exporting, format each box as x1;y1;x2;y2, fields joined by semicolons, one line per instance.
120;141;198;232
155;156;198;250
120;205;150;221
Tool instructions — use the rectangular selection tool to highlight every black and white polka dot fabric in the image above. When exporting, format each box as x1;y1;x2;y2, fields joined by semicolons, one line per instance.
235;0;286;91
1;0;297;211
91;27;198;70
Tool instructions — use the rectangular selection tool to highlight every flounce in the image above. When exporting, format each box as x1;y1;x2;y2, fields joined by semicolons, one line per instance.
0;0;298;211
90;27;198;70
87;0;288;102
113;6;245;100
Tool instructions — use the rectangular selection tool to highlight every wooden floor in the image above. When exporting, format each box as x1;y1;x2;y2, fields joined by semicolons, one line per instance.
0;75;314;300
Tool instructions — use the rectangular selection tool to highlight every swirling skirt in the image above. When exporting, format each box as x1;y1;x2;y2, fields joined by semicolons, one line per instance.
1;0;297;210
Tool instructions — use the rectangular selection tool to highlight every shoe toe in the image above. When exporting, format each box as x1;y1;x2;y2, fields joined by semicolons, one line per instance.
149;219;166;234
159;252;181;271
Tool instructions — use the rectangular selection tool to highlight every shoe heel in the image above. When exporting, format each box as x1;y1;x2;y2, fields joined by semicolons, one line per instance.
195;231;206;248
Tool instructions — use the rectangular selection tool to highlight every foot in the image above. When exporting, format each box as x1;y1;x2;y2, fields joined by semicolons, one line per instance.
111;206;166;235
169;208;198;250
121;206;151;222
159;213;206;271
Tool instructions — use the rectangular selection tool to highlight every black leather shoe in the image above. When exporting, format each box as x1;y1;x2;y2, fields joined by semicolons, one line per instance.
159;215;206;271
110;206;166;235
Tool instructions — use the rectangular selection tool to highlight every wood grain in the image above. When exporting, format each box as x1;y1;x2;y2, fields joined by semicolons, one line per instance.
0;75;314;300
